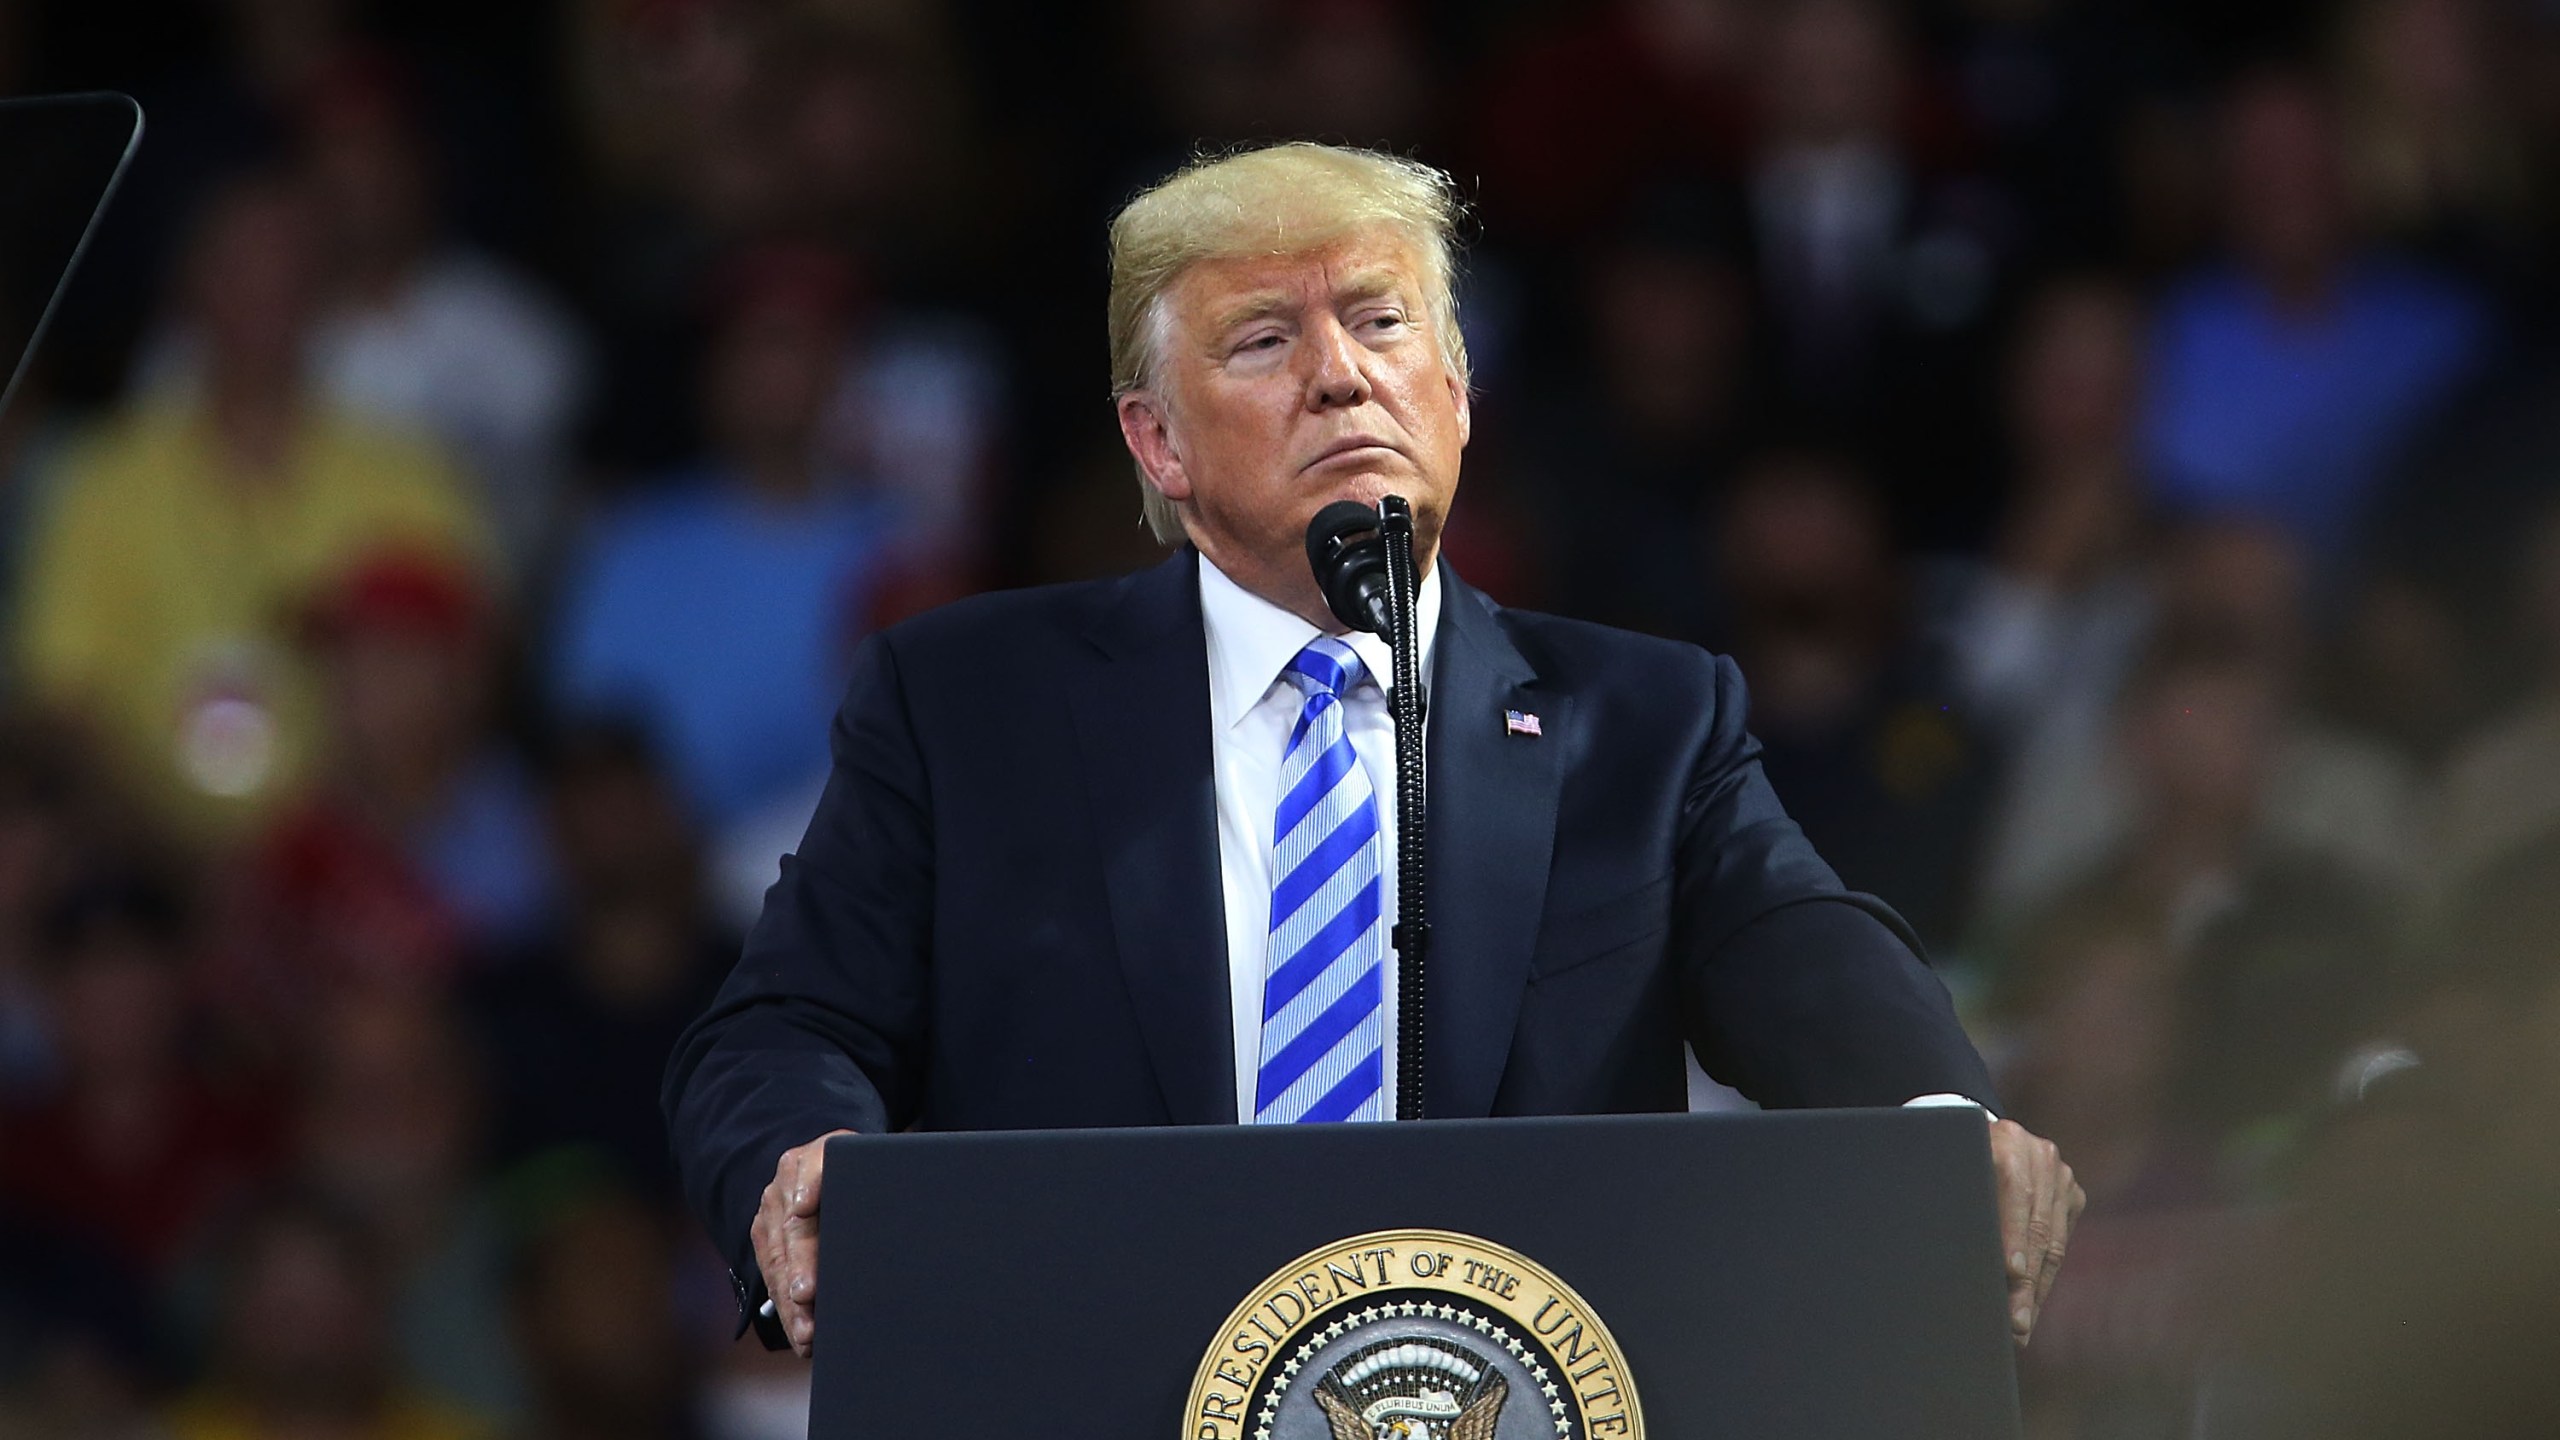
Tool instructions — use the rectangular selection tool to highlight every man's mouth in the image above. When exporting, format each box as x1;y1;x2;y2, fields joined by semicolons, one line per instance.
1303;436;1401;471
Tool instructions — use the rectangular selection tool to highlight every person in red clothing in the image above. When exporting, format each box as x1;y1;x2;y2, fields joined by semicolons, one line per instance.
209;551;550;1066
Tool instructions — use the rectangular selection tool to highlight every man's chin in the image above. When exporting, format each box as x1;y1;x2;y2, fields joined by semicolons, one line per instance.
1312;469;1413;512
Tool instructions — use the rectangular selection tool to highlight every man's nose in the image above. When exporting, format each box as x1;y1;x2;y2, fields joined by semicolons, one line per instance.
1302;315;1374;409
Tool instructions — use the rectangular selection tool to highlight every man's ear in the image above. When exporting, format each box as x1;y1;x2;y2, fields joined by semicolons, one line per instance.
1116;391;1191;504
1446;368;1472;448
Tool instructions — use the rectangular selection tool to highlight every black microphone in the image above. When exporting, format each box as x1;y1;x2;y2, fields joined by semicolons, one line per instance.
1304;500;1397;640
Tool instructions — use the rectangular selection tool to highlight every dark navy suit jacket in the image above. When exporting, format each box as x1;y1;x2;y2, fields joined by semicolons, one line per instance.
662;549;1995;1322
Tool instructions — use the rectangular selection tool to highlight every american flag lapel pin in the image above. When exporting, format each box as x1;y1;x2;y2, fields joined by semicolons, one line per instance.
1504;709;1543;738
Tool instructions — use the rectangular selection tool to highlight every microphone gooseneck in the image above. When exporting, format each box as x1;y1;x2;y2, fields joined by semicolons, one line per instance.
1376;497;1430;1123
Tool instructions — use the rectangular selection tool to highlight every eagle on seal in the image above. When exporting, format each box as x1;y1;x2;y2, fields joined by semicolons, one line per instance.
1314;1369;1509;1440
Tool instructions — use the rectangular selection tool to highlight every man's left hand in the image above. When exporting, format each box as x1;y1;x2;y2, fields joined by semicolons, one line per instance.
1988;1117;2083;1346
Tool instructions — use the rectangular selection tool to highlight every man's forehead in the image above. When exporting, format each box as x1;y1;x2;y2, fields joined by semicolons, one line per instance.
1171;230;1428;329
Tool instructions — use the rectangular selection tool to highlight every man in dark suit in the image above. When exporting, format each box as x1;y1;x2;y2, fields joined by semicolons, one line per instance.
664;142;2081;1360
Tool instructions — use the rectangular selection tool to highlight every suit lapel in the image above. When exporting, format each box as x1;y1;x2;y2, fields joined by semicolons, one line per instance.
1424;568;1566;1118
1065;550;1237;1127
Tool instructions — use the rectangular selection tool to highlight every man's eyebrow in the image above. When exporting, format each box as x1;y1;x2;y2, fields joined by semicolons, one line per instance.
1332;269;1412;305
1205;291;1296;338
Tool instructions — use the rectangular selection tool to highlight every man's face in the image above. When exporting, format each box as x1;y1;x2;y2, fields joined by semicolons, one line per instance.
1118;226;1471;627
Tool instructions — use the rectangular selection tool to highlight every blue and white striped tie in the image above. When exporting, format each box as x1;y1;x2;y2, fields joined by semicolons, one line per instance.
1254;637;1388;1124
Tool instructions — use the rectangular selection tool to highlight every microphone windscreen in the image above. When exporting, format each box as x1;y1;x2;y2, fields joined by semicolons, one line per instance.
1305;500;1381;570
1305;501;1392;636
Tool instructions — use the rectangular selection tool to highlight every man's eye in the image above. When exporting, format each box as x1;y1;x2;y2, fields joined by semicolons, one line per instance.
1238;334;1284;352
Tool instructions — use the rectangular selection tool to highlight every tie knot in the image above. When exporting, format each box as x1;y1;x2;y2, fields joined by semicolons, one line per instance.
1283;637;1369;701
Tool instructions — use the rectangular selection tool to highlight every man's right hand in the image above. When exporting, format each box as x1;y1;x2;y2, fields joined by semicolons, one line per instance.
753;1129;856;1357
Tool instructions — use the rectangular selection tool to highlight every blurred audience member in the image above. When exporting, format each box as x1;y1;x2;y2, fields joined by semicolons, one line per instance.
1713;451;1994;949
2432;496;2560;897
293;994;520;1426
809;308;1002;604
570;4;1000;504
550;246;912;832
566;0;776;236
2332;0;2542;277
773;20;1003;579
563;0;777;471
1938;275;2154;743
296;56;585;578
1513;192;1751;640
1745;0;2009;541
1977;523;2415;929
301;554;549;952
1931;0;2141;261
167;1196;487;1440
2140;68;2491;574
0;714;131;1099
506;1184;699;1440
216;553;548;1052
1468;0;1760;241
2000;635;2403;1150
2337;327;2560;763
472;726;726;1196
0;871;278;1282
11;174;491;838
768;14;977;272
131;56;586;580
574;3;971;265
2;1093;167;1439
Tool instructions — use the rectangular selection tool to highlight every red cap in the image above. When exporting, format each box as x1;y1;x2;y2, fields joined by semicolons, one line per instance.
302;551;484;646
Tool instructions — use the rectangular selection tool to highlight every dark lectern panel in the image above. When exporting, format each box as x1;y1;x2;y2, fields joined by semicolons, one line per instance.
815;1109;2018;1438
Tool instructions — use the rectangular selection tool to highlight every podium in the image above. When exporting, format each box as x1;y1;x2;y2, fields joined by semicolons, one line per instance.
810;1108;2020;1438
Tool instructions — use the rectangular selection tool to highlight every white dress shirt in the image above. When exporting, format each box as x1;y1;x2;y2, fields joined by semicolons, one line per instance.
1201;555;1440;1123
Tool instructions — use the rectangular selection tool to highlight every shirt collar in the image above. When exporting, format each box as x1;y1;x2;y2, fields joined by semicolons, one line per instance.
1199;550;1441;733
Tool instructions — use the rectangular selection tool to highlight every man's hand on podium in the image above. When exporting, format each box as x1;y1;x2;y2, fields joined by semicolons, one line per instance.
755;1129;857;1357
1988;1118;2083;1346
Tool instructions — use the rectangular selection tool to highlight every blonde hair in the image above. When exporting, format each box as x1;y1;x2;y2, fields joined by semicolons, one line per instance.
1107;142;1469;542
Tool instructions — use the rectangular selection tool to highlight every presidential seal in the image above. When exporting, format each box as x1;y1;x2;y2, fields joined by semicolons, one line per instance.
1186;1229;1643;1440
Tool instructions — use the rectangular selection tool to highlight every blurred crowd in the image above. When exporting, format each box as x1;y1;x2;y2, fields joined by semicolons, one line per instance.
6;0;2560;1436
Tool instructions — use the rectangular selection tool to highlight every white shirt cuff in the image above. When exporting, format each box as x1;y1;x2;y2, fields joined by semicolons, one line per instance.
1903;1092;1998;1120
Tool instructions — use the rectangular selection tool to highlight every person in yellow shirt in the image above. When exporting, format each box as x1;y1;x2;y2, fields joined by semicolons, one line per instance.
13;172;491;840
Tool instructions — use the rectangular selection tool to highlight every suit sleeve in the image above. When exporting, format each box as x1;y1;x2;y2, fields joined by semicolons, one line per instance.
1669;654;1998;1110
661;630;937;1323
